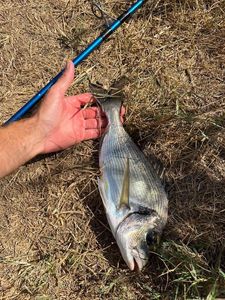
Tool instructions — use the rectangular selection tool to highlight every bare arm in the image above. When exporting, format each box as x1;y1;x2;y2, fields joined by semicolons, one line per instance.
0;61;108;178
0;117;44;177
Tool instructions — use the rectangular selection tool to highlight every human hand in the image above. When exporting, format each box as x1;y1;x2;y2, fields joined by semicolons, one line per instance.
34;61;124;154
35;61;106;154
0;60;125;178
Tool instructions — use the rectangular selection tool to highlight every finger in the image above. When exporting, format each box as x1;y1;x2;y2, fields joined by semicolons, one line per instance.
85;118;108;129
120;105;126;123
83;106;124;123
120;105;126;117
84;128;106;140
52;61;74;94
82;107;105;119
67;93;96;107
83;105;125;118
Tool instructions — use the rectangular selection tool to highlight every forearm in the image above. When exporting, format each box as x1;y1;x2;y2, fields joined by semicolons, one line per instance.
0;117;44;178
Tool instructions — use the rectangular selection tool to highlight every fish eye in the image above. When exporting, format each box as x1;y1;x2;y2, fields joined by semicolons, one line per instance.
146;231;156;246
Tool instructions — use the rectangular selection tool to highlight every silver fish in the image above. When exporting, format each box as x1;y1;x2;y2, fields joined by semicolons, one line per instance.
93;84;168;271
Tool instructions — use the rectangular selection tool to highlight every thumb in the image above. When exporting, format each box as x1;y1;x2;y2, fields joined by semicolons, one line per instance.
53;60;74;94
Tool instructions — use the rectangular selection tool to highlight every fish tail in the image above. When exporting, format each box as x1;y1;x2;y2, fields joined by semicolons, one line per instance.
98;97;123;126
90;81;125;126
99;97;122;113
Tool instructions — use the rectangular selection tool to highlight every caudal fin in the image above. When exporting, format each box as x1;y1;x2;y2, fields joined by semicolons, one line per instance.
89;77;128;114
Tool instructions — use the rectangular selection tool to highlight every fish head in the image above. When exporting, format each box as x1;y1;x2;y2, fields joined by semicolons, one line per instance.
115;210;163;271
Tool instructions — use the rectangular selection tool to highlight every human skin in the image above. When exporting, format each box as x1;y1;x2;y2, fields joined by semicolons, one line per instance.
0;61;124;178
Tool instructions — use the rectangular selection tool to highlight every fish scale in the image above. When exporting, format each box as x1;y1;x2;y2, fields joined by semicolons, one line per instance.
101;130;165;213
102;153;165;217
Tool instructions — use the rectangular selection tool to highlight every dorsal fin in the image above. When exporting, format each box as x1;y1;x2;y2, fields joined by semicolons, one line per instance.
118;158;130;209
147;154;165;182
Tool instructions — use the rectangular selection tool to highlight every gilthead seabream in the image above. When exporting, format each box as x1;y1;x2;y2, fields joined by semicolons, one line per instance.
93;84;168;271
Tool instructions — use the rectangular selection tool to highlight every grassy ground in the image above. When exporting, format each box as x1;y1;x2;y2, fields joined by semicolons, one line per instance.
0;0;225;299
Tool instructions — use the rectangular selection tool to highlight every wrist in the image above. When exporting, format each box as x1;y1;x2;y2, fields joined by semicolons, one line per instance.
25;116;46;157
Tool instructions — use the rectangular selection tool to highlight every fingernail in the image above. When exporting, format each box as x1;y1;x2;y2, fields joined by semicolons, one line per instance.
66;61;70;69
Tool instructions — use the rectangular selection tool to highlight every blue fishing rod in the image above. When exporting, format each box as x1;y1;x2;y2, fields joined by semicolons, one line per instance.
4;0;146;125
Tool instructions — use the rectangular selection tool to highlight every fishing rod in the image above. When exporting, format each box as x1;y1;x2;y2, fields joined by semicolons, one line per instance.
4;0;146;125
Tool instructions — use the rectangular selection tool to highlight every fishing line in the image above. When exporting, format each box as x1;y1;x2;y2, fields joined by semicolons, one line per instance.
90;0;115;27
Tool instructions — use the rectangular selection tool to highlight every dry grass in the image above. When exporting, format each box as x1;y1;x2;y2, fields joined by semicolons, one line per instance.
0;0;225;299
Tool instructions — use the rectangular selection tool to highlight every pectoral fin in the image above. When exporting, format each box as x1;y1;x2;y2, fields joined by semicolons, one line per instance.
118;158;130;209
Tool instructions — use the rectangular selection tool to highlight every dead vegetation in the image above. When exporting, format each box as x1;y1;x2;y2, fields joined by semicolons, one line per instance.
0;0;225;299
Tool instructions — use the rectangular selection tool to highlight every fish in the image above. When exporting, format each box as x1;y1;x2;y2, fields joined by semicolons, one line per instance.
91;82;168;271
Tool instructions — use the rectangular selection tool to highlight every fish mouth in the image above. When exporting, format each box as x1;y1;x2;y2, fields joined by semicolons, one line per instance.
115;212;154;272
126;251;148;272
133;250;148;272
134;258;144;272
